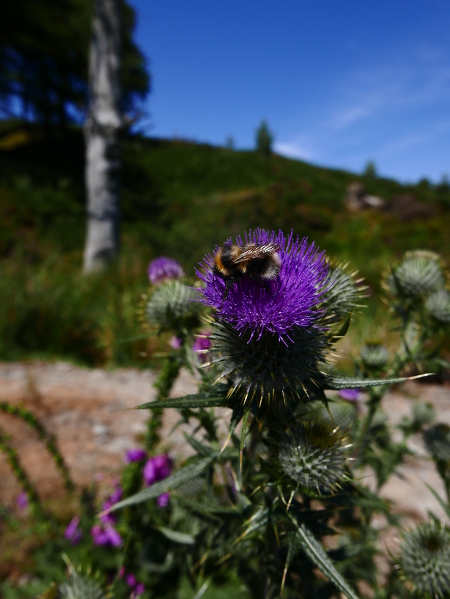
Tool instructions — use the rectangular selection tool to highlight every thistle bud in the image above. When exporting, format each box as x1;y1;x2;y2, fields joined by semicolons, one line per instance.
387;250;445;299
303;399;358;432
397;520;450;598
278;421;351;495
425;290;450;325
145;280;201;331
412;402;435;427
360;342;390;370
423;423;450;462
322;263;365;322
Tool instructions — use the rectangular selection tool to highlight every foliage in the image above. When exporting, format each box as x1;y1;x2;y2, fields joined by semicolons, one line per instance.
0;0;149;129
0;133;449;367
1;241;450;599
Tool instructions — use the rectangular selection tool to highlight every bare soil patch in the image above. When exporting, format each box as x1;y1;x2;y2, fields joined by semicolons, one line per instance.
0;361;449;525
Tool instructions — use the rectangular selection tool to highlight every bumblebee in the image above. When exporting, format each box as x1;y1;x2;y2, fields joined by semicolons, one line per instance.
213;242;281;299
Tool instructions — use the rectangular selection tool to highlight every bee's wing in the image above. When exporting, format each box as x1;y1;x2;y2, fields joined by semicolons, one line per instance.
233;243;280;263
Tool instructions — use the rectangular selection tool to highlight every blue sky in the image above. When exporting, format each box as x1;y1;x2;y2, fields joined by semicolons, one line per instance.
130;1;450;183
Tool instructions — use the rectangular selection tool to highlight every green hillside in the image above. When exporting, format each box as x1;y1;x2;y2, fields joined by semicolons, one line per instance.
1;127;449;366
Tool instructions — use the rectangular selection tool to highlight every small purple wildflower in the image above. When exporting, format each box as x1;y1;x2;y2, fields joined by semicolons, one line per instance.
133;583;146;597
148;257;184;284
143;454;172;486
126;574;137;587
100;499;118;525
109;485;123;504
196;229;329;345
100;483;123;524
91;523;122;547
157;492;170;507
64;516;82;545
124;448;147;463
143;454;172;506
169;336;183;350
16;492;28;510
339;388;361;402
193;332;211;363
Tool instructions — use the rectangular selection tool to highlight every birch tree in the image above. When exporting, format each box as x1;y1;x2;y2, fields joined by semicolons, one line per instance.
83;0;122;272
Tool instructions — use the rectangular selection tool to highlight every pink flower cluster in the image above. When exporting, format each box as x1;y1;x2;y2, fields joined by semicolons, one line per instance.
119;567;145;597
64;516;82;545
91;481;123;547
143;453;173;507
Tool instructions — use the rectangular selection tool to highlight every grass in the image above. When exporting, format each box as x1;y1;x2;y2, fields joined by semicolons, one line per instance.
0;125;449;367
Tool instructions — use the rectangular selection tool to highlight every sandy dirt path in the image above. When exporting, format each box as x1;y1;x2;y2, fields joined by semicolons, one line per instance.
0;361;449;523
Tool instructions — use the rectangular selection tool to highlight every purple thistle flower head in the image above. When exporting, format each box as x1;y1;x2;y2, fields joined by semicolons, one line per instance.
124;448;147;463
195;230;333;405
148;257;184;284
196;229;329;345
143;454;172;487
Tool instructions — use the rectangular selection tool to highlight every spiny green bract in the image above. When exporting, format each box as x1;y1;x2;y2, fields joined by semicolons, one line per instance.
144;280;202;331
386;250;445;299
360;342;390;370
425;289;450;324
302;399;358;433
278;421;351;495
322;263;365;323
59;571;106;599
397;520;450;598
412;402;435;427
208;319;329;405
423;423;450;461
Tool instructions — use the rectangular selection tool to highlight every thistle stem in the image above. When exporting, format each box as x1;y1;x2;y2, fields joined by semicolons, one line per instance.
0;402;74;491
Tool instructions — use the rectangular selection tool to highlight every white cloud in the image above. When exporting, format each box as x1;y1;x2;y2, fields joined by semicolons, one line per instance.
325;47;450;131
274;140;317;161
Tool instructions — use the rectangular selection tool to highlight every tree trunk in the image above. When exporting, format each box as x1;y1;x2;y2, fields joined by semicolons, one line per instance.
83;0;122;272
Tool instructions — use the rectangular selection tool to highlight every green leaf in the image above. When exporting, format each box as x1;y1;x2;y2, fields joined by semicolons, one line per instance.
281;533;302;593
175;494;242;520
325;374;431;390
155;526;196;545
183;433;214;456
236;507;271;542
331;312;351;341
240;408;251;479
137;394;229;410
104;458;214;512
425;483;450;519
293;521;361;599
